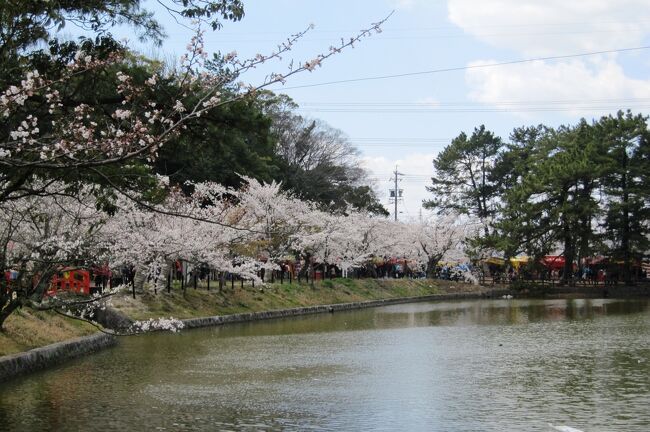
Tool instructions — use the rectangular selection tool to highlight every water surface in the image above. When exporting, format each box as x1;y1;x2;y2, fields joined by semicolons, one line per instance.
1;298;649;431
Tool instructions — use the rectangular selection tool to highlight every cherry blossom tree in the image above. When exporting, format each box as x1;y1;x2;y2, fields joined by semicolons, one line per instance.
0;182;108;328
0;9;391;329
0;181;189;332
0;16;390;203
405;214;475;279
231;177;312;266
328;212;396;276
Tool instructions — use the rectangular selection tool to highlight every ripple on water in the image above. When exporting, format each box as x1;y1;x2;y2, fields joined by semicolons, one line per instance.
1;298;649;431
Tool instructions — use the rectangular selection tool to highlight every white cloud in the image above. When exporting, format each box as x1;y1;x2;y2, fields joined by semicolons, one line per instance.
448;0;650;117
447;0;650;56
466;57;650;117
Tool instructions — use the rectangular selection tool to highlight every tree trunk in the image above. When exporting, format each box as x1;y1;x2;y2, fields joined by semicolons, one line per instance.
577;178;594;279
562;228;574;286
425;256;438;279
559;186;574;286
133;263;147;293
0;298;21;331
621;169;632;285
155;261;170;294
309;257;315;288
364;262;377;279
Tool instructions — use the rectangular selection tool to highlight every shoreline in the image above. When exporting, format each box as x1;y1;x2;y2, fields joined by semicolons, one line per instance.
0;332;116;382
180;288;512;329
2;283;649;382
0;288;508;382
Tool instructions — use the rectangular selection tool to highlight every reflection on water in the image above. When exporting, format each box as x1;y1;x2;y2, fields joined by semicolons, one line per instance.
1;298;649;431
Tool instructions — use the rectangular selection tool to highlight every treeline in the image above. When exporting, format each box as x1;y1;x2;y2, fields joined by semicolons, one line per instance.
0;0;386;216
1;0;393;328
425;112;650;283
153;92;387;215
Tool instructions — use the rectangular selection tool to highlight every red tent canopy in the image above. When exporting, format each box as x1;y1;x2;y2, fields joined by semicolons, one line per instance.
584;256;607;265
541;255;565;270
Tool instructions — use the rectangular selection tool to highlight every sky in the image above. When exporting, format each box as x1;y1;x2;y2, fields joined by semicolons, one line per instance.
87;0;650;220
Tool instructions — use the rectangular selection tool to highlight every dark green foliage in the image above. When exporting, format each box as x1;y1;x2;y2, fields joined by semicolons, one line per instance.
154;97;277;190
277;161;388;216
0;0;244;55
0;0;247;205
0;0;382;214
490;122;603;281
429;112;650;284
424;125;502;227
152;93;387;215
0;35;187;208
340;185;389;216
595;112;650;283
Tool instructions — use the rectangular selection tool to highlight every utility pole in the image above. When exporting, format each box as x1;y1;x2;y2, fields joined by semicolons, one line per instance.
389;165;404;221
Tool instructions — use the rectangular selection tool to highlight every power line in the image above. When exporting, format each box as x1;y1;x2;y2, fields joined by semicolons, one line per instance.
370;173;431;178
370;176;430;178
352;137;449;139
350;138;451;143
297;99;650;113
352;144;445;148
292;98;650;116
299;108;650;114
370;178;430;182
175;28;650;43
298;107;650;114
191;19;650;35
272;45;650;90
299;97;650;106
298;102;650;114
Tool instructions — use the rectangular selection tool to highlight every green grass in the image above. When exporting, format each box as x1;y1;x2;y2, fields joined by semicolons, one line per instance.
0;309;96;357
1;278;484;356
111;278;483;321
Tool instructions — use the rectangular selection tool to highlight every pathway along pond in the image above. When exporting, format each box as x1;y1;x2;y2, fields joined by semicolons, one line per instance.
1;298;649;431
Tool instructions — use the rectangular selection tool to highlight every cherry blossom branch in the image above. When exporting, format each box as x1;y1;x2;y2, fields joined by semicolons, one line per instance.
53;308;121;336
53;309;185;335
0;13;392;173
89;167;269;234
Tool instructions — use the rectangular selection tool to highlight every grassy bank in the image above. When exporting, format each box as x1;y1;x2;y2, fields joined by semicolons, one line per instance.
0;308;96;357
111;278;484;321
1;278;483;356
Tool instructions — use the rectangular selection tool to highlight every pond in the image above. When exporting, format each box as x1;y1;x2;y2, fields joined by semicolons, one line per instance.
1;298;649;431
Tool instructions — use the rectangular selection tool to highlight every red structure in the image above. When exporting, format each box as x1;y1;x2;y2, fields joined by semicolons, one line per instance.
3;270;19;294
46;268;91;296
541;255;566;270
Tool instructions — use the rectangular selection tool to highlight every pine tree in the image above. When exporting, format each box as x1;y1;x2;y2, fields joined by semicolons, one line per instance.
424;125;502;235
596;111;650;284
490;123;602;284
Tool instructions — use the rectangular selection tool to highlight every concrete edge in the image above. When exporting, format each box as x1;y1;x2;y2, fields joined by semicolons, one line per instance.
181;289;512;330
179;284;650;331
0;290;508;382
0;332;116;383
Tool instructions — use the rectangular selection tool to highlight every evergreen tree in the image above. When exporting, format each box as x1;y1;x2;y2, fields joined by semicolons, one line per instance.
484;125;553;258
154;96;278;190
424;125;502;234
490;123;602;284
595;111;650;283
